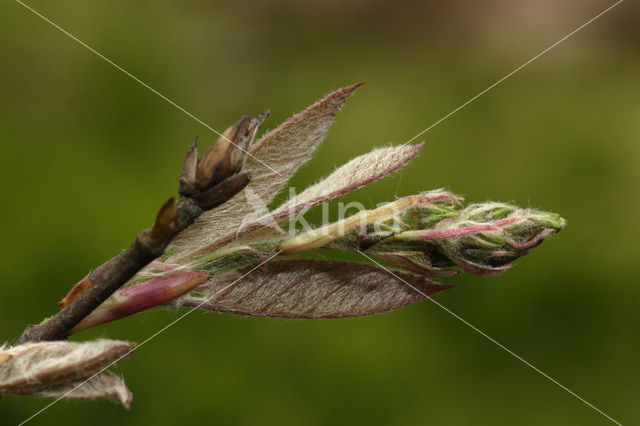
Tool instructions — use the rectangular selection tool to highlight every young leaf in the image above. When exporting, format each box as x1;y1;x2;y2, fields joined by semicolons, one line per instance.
175;259;452;318
186;143;426;258
170;83;363;256
273;143;425;216
15;371;133;410
0;339;136;409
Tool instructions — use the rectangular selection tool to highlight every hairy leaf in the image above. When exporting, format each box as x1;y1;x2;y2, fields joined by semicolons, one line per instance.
176;259;452;318
273;143;425;216
0;339;136;409
15;371;133;410
170;83;363;256
188;143;426;257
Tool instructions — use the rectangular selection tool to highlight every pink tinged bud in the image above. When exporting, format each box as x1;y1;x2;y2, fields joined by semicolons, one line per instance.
70;271;208;334
396;211;563;276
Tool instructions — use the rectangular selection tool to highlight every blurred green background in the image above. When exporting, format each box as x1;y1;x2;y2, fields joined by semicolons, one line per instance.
1;1;638;425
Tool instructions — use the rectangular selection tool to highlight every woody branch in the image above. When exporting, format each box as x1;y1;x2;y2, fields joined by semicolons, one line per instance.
16;112;268;344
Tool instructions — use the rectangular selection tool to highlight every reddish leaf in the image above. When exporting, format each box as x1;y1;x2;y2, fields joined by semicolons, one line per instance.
176;259;453;318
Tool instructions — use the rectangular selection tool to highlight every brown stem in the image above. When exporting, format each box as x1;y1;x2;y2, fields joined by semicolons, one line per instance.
16;112;267;344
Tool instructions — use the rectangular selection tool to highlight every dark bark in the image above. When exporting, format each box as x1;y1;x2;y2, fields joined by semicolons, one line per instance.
16;113;267;343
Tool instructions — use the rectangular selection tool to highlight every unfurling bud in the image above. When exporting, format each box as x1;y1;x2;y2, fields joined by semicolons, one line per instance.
279;192;461;254
387;201;566;276
278;191;566;278
179;111;268;210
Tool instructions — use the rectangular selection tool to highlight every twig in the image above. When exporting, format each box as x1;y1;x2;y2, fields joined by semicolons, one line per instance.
16;112;268;344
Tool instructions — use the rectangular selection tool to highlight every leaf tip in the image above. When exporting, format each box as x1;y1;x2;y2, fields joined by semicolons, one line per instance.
334;82;365;101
